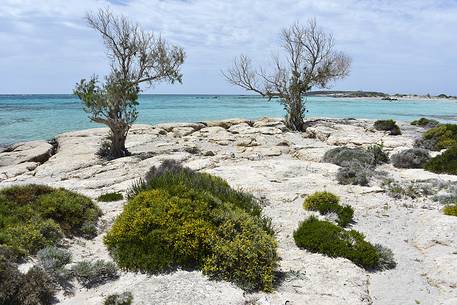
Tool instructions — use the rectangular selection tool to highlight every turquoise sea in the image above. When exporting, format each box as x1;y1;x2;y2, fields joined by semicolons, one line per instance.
1;94;457;145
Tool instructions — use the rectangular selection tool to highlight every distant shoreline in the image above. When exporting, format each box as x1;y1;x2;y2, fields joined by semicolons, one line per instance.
1;91;457;100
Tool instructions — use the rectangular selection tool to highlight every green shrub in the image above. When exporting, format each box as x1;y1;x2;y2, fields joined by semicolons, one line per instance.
424;146;457;175
374;120;401;135
0;260;56;305
0;185;101;257
106;188;277;291
304;192;339;210
20;266;57;305
97;192;124;202
37;246;73;291
293;216;379;270
323;145;388;169
374;244;397;270
336;161;371;186
411;118;439;128
37;246;71;272
391;149;431;168
323;147;373;167
202;208;278;292
382;179;433;199
303;192;353;227
127;160;265;223
72;260;119;288
420;124;457;150
366;144;389;165
104;292;133;305
443;204;457;216
337;206;355;228
107;161;278;292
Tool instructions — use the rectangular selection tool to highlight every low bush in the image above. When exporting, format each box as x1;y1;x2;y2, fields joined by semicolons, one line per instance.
323;147;373;167
293;216;380;270
202;209;278;291
411;118;439;128
72;260;119;289
391;149;431;169
336;161;371;186
108;161;278;292
424;146;457;175
127;160;265;222
37;246;71;272
382;179;434;199
37;246;73;291
367;144;389;165
0;259;56;305
323;145;388;168
104;292;133;305
418;124;457;151
97;192;124;202
374;120;401;135
303;192;339;210
0;185;101;258
374;244;397;270
303;192;354;227
443;204;457;216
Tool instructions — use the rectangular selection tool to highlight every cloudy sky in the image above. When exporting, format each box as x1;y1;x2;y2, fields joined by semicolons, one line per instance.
0;0;456;95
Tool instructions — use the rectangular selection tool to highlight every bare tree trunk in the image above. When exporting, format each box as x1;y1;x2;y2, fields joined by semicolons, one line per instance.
109;125;129;158
284;97;305;131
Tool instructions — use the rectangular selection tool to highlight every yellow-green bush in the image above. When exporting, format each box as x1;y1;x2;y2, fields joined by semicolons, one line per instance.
443;203;457;216
420;124;457;150
202;206;278;292
0;185;101;258
106;161;278;292
303;192;354;227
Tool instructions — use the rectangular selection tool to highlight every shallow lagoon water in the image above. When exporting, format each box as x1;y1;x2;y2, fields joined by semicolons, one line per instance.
1;94;457;145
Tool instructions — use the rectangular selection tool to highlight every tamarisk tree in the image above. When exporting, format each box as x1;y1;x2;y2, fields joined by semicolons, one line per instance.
224;20;350;131
74;9;184;159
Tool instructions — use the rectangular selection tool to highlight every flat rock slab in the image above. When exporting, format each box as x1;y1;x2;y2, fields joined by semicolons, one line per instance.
0;140;53;167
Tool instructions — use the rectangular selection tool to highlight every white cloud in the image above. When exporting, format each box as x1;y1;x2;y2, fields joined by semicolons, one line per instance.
0;0;456;94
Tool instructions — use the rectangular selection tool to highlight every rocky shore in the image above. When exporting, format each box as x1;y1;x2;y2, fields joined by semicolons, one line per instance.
1;117;456;305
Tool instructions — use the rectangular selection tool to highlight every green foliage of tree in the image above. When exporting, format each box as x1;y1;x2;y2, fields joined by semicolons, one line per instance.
74;9;185;159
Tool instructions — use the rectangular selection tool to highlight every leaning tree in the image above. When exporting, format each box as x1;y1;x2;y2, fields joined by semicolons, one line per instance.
224;20;351;131
74;9;185;159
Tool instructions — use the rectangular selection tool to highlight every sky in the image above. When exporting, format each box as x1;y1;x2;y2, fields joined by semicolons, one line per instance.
0;0;456;95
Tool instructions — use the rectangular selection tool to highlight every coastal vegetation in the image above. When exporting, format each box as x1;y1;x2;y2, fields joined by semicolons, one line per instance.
411;118;440;128
323;145;388;186
391;148;431;169
0;260;56;305
424;145;457;175
97;192;124;202
0;185;101;258
105;161;278;292
293;216;394;270
74;9;185;159
416;124;457;151
443;204;457;216
224;19;350;131
72;260;119;289
303;192;354;227
104;292;133;305
373;120;401;135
